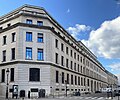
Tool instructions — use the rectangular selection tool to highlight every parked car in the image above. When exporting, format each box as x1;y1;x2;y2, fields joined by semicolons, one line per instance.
73;91;81;96
95;91;102;93
115;90;120;96
85;92;91;94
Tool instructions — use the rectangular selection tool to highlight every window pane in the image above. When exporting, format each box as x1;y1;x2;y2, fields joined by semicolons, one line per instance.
10;68;14;81
26;32;32;41
26;19;32;24
37;49;43;60
56;70;59;83
11;48;15;60
29;68;40;81
1;69;5;82
62;72;64;84
37;33;43;42
3;50;6;61
3;36;6;45
12;33;16;42
55;39;58;48
26;47;32;59
37;21;43;26
55;53;58;64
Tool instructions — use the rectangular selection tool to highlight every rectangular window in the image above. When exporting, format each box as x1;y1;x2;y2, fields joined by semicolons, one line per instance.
81;77;83;86
78;77;80;85
67;73;69;84
87;79;89;86
66;47;69;54
3;36;7;45
37;49;43;60
61;43;64;51
84;78;86;86
74;63;76;71
29;68;40;81
61;56;64;66
74;52;76;59
55;39;58;48
26;32;32;42
3;50;6;62
77;55;79;61
11;48;15;60
1;69;5;82
80;57;82;63
55;53;58;64
71;50;73;57
56;70;59;83
75;76;77;85
26;47;32;60
70;61;73;70
66;59;69;68
26;19;32;24
62;72;64;84
71;75;73;85
81;66;83;73
12;32;16;42
78;64;79;72
37;33;43;42
10;68;14;82
37;21;43;26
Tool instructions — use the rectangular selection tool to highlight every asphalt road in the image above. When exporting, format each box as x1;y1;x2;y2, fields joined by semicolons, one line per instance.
0;93;119;100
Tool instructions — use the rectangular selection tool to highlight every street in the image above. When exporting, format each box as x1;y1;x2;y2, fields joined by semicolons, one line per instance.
0;93;120;100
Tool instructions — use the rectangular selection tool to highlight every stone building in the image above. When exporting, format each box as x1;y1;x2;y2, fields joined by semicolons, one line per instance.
0;5;118;98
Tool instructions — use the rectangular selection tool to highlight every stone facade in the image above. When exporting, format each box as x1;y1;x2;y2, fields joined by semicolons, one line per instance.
0;5;118;98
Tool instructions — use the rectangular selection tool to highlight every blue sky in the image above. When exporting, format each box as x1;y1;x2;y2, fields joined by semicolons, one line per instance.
0;0;120;77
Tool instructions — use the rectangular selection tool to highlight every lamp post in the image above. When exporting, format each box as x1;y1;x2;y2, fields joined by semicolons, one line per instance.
110;84;113;99
65;80;67;97
6;68;9;99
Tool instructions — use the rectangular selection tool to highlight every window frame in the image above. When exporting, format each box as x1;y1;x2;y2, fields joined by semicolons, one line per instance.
11;48;15;60
26;19;32;24
12;32;16;42
1;69;5;82
2;50;6;62
37;21;43;26
26;32;32;42
29;68;40;82
37;49;44;60
10;68;14;82
26;47;32;60
37;33;43;43
3;35;7;45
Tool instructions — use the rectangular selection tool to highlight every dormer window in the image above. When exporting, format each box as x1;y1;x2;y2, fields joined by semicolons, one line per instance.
26;19;32;24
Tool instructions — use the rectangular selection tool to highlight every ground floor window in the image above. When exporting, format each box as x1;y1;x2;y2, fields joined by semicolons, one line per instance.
29;68;40;81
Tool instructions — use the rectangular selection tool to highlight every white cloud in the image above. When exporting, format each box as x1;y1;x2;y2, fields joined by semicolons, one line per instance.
82;16;120;59
67;24;91;40
116;0;120;5
67;9;70;13
108;62;120;71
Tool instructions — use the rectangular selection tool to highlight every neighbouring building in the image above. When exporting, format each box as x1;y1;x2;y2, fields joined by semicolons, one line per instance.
0;5;118;98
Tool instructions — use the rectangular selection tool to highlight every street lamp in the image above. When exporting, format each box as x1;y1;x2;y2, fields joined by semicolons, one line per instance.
6;68;9;99
65;80;67;97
